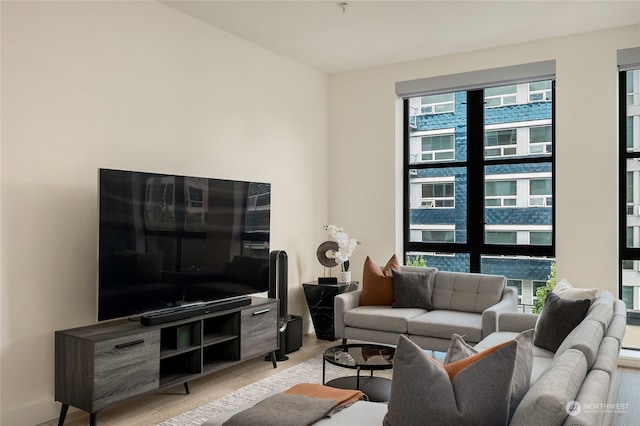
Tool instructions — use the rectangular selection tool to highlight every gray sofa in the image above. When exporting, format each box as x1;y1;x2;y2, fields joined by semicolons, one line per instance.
476;291;626;425
325;290;624;426
202;286;626;425
334;267;519;351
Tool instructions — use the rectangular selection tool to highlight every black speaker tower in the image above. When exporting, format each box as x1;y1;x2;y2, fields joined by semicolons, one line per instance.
268;250;290;361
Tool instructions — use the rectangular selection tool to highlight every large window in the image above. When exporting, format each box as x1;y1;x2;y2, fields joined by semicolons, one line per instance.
619;58;640;338
404;76;555;289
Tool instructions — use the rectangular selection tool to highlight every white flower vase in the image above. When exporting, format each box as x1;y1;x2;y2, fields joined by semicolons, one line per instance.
337;270;352;283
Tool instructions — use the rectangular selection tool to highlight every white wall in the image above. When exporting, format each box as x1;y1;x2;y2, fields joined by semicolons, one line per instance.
0;2;328;424
329;25;640;294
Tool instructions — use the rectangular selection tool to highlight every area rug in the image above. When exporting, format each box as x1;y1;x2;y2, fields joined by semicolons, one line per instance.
157;356;392;426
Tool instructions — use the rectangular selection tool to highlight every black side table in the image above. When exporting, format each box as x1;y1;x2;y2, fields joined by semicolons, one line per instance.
303;281;358;341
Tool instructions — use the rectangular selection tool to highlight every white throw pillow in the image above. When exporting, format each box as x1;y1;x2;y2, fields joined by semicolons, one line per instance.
552;277;598;301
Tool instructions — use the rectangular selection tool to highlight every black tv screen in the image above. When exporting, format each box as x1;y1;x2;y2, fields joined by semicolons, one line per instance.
98;168;271;321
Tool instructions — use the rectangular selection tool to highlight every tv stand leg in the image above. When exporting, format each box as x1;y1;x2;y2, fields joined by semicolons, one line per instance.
89;412;97;426
184;382;190;394
57;403;69;426
270;351;277;368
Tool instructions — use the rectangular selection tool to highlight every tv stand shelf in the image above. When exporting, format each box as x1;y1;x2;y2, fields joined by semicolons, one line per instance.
55;297;278;426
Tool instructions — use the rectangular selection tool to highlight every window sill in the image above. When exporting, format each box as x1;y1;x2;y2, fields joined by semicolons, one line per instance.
618;348;640;368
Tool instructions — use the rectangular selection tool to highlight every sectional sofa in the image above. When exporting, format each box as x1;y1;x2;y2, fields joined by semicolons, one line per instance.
202;271;626;426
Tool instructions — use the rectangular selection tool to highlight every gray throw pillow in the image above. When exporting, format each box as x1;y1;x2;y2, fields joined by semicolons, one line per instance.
443;333;476;364
391;269;436;310
443;329;535;421
534;292;591;352
383;335;516;426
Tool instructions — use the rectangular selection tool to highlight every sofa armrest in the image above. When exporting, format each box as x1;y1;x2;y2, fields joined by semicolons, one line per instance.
497;312;539;333
334;290;362;339
481;286;518;338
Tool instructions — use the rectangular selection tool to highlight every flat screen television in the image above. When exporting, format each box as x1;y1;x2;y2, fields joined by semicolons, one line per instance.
98;168;271;321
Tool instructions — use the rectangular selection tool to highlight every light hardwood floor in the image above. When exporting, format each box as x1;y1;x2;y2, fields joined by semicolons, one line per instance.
40;335;640;426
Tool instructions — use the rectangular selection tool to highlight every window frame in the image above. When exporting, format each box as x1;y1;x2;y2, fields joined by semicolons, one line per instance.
404;82;555;272
619;66;640;325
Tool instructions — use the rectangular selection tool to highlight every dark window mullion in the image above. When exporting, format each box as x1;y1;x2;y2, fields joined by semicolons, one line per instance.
403;99;411;252
467;89;485;273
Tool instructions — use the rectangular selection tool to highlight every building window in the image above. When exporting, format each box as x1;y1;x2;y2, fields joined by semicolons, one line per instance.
529;179;552;207
485;85;517;107
529;125;552;155
507;279;523;298
421;182;455;208
404;77;554;279
623;285;635;310
421;134;455;161
486;231;517;244
422;229;455;243
485;129;517;157
420;93;455;114
529;81;552;103
485;180;517;207
533;280;548;300
530;231;552;245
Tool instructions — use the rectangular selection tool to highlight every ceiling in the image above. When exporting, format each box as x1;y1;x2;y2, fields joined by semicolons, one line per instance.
161;0;640;74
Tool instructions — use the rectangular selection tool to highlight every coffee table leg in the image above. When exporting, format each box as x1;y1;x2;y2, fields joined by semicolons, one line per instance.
322;356;326;385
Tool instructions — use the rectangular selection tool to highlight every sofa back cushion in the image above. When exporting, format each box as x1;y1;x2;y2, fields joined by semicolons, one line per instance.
510;348;587;426
585;291;614;334
430;271;506;314
553;318;604;369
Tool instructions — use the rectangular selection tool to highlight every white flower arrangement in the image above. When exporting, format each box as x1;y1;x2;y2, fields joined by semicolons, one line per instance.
324;225;360;271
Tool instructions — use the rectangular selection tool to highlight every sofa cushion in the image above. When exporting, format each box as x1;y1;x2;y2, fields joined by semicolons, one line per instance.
606;314;627;343
473;331;520;351
474;331;554;383
359;255;400;306
383;335;516;426
534;292;591;352
554;318;604;369
585;291;614;333
431;271;505;314
592;336;621;376
408;310;483;343
444;330;534;420
613;298;627;316
552;277;598;301
391;269;436;310
510;348;587;426
566;369;612;426
344;306;426;333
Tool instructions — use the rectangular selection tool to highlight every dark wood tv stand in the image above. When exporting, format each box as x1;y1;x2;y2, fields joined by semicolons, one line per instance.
54;297;278;426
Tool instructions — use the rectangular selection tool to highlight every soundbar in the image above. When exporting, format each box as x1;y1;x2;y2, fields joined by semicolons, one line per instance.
140;297;252;326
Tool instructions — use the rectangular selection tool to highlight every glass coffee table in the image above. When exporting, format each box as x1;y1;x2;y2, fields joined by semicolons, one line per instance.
322;343;395;402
